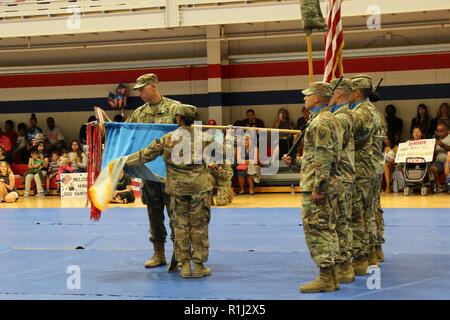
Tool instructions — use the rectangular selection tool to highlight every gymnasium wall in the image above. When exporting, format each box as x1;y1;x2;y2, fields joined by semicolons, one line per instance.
0;52;449;143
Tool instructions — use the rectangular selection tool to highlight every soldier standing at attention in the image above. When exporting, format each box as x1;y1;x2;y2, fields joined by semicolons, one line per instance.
126;105;214;278
361;76;388;265
328;78;356;284
126;73;181;269
348;75;377;276
283;82;343;293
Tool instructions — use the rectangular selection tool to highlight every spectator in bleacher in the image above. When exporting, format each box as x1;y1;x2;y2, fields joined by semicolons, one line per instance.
410;126;425;141
24;148;45;198
26;113;43;148
4;120;18;149
0;161;19;203
296;106;310;130
385;104;403;145
0;128;12;154
383;135;398;193
241;109;265;128
15;122;28;164
236;135;259;195
273;108;294;160
111;170;135;204
431;122;450;192
410;104;432;138
430;102;450;136
79;115;97;146
113;114;124;122
68;139;88;173
45;151;59;195
44;117;66;152
37;141;49;186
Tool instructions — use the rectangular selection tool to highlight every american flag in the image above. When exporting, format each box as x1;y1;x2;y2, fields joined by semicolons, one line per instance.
323;0;344;82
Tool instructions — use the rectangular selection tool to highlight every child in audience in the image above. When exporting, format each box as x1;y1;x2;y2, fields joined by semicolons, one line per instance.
57;150;74;193
45;151;59;194
0;161;18;203
24;148;45;197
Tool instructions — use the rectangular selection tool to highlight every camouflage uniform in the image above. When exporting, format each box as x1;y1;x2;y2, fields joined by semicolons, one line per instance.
300;0;326;34
210;163;234;206
300;85;343;269
330;95;355;264
366;104;388;249
128;105;214;275
350;78;377;262
126;74;180;248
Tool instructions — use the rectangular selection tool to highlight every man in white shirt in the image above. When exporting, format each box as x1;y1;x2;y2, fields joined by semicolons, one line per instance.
44;117;66;152
431;122;450;191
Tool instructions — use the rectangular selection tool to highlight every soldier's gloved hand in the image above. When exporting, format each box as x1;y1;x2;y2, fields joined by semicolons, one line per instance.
126;151;142;166
282;154;292;165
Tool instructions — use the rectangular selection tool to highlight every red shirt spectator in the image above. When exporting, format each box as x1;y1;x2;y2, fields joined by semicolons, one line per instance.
0;133;12;153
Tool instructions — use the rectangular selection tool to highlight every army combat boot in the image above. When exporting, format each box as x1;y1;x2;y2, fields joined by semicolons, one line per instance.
299;267;335;293
353;257;369;276
180;261;192;278
332;266;340;290
376;245;384;262
337;258;355;283
144;242;167;268
368;247;379;266
192;262;212;278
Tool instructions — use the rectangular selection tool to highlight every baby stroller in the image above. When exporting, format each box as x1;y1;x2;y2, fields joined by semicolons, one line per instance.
403;157;435;196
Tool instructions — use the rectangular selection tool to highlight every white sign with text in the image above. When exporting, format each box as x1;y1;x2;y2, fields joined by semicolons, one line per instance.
395;139;436;163
60;173;87;200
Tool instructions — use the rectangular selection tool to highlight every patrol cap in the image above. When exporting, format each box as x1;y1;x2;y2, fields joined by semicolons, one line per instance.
351;74;373;91
301;81;333;98
133;73;158;90
330;77;352;92
174;104;197;118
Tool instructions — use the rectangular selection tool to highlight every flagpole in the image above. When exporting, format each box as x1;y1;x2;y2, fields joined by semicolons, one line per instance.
306;35;314;83
192;124;301;134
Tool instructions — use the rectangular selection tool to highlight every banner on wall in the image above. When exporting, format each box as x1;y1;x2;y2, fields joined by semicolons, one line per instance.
60;172;88;200
395;139;436;163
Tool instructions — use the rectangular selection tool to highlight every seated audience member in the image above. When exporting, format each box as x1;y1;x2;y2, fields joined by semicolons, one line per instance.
431;122;450;191
273;108;294;160
0;129;12;154
385;104;403;145
26;113;43;149
4;120;18;150
430;102;450;135
24;148;45;197
410;104;432;138
236;135;259;195
410;126;425;141
44;117;66;152
0;161;19;203
113;114;124;122
79;115;97;145
111;171;135;204
57;150;74;180
68;140;88;173
383;135;398;193
45;151;60;194
296;106;310;130
15;122;28;164
241;109;265;128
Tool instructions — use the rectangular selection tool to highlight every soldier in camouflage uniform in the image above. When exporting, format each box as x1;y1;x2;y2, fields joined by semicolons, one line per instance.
328;78;356;284
126;73;181;269
283;82;343;293
363;79;388;265
127;104;214;278
348;75;378;275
